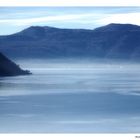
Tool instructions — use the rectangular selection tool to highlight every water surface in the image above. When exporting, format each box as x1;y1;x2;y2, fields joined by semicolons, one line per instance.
0;60;140;133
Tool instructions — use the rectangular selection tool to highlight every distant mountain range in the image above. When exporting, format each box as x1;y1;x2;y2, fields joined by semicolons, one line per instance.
0;23;140;60
0;52;31;76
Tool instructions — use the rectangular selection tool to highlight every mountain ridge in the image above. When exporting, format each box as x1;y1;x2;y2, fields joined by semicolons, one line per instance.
0;23;140;60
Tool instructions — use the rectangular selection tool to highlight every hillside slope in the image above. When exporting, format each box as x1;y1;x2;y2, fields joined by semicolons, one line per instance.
0;52;31;76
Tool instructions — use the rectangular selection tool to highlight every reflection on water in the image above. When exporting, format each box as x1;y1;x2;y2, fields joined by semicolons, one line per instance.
1;60;140;133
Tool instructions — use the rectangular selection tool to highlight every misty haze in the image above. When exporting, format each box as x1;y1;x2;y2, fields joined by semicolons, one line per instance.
1;7;140;133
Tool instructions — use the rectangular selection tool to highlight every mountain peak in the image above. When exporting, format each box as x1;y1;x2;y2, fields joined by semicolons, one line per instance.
94;23;140;32
27;25;58;30
23;25;59;32
19;26;59;37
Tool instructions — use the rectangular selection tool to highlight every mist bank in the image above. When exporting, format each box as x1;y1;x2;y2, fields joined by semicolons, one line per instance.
15;58;140;69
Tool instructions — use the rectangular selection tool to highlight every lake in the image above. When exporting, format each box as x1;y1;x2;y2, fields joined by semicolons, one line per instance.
1;60;140;133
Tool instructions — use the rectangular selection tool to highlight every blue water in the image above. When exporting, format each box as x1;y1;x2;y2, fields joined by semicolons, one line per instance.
1;60;140;133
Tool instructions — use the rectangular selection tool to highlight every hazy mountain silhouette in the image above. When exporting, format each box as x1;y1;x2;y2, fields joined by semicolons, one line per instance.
0;23;140;60
0;52;31;76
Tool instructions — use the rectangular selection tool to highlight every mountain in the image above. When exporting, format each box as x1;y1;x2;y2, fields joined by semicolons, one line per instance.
0;23;140;60
0;52;31;76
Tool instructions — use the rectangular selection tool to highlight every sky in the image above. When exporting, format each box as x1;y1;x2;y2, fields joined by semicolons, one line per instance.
0;7;140;35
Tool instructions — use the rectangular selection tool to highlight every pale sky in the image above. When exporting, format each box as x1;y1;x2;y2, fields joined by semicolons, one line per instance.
0;7;140;35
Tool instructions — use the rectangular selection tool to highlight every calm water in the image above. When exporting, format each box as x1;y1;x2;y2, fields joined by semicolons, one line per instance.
1;60;140;133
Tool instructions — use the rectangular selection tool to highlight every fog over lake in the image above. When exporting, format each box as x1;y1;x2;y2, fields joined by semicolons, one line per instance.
1;59;140;133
